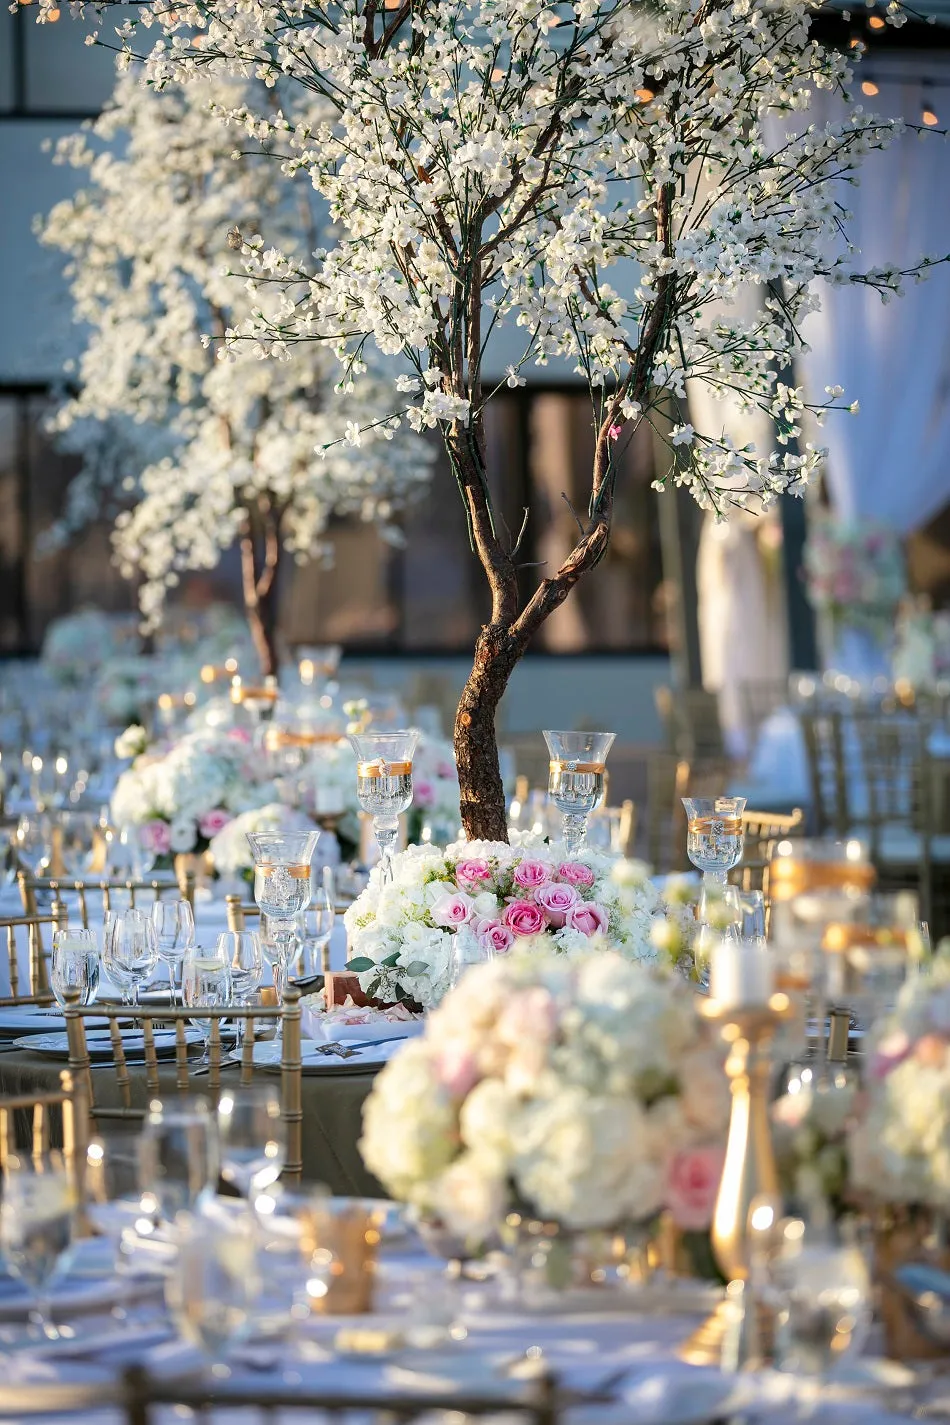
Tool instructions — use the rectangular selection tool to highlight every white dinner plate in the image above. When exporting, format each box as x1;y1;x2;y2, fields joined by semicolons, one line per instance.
573;1364;740;1425
232;1037;406;1074
306;1017;425;1045
0;1006;67;1036
12;1029;200;1061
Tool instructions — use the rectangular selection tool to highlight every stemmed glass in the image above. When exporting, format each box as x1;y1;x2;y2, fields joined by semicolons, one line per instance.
682;796;746;907
51;928;100;1008
150;899;196;1006
310;866;335;975
55;810;99;878
543;731;616;855
138;1097;219;1224
217;1085;286;1205
165;1198;261;1373
0;1157;77;1340
215;931;263;1049
14;813;53;876
245;830;320;987
181;944;233;1067
107;908;159;1007
348;731;419;881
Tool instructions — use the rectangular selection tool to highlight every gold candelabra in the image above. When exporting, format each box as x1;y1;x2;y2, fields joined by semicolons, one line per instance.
680;992;794;1366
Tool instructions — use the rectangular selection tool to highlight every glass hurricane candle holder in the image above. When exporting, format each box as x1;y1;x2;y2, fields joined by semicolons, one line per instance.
245;829;321;977
682;797;746;904
348;730;419;880
543;730;615;854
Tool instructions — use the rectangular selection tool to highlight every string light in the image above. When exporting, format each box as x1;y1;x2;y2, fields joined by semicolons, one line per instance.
922;84;939;127
635;86;656;103
868;14;886;28
861;79;879;96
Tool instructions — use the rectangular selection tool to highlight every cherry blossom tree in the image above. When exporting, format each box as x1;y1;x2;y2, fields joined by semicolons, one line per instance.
40;68;434;676
38;0;945;837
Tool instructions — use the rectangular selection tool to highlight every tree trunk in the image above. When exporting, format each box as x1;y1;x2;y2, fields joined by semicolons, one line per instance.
454;627;521;842
240;523;281;679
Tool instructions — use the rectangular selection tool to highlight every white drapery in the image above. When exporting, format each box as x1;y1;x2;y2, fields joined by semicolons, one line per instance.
793;58;950;533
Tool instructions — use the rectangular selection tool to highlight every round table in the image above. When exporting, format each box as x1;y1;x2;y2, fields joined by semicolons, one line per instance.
0;1044;383;1197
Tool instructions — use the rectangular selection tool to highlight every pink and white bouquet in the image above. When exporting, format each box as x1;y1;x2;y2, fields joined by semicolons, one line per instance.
359;952;728;1241
849;957;950;1209
343;836;672;1008
803;514;905;635
406;735;461;844
110;724;278;856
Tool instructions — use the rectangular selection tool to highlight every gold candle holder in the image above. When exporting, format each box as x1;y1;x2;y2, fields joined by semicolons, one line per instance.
679;993;794;1366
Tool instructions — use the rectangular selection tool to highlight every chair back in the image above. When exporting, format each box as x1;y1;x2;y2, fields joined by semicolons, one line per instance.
800;708;848;836
0;1069;90;1199
654;686;726;763
730;807;804;896
0;910;61;1003
646;754;691;872
19;870;195;927
852;713;933;848
225;895;260;933
739;678;792;750
64;990;303;1183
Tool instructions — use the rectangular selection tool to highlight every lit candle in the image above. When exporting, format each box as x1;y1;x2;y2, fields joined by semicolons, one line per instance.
710;936;774;1010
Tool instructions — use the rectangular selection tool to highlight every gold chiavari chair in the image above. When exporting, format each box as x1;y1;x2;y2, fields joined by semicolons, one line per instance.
18;868;195;927
729;806;805;897
0;909;61;1004
0;1070;90;1198
800;707;849;837
63;990;303;1184
646;753;691;872
739;678;793;752
654;686;727;763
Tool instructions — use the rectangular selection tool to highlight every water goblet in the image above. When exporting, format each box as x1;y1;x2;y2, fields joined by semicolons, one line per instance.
724;886;767;945
165;1198;261;1373
348;731;419;881
217;1084;286;1204
108;908;159;1007
14;813;53;876
215;931;263;1049
543;730;616;854
138;1097;219;1224
448;927;493;990
0;1156;76;1340
54;810;98;878
150;899;196;1006
246;829;320;982
51;927;100;1008
84;1136;153;1324
181;945;233;1067
682;796;746;905
309;866;335;975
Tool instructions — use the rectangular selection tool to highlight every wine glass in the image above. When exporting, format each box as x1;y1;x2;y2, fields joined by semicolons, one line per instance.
823;888;920;1030
55;810;98;878
348;731;418;881
449;929;493;990
165;1198;261;1370
14;813;53;876
543;730;616;854
150;899;196;1006
217;1085;286;1204
0;1157;76;1340
245;830;320;989
108;908;159;1006
724;887;767;945
181;945;232;1067
51;928;100;1008
138;1097;219;1224
215;931;263;1049
84;1136;152;1323
310;866;335;975
682;796;746;904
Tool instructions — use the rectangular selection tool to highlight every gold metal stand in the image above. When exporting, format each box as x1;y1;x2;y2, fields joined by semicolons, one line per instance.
679;993;795;1365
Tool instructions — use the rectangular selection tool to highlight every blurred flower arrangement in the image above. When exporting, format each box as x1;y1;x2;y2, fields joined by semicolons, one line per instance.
208;802;318;883
771;1071;856;1221
359;953;728;1243
406;735;461;845
892;598;950;689
344;837;675;1009
802;514;906;638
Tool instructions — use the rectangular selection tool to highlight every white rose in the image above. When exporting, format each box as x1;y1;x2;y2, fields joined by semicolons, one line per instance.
169;817;197;853
433;1152;506;1240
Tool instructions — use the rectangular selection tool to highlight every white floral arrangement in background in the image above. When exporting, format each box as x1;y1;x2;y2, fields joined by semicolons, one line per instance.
110;725;276;856
344;836;678;1009
406;736;461;843
359;952;728;1241
208;802;318;882
849;957;950;1209
802;514;906;638
42;609;138;685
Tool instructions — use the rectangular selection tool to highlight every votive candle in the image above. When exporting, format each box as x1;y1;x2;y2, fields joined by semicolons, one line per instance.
710;936;774;1010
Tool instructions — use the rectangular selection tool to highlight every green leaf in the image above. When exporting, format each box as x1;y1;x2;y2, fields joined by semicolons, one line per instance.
393;984;408;1002
345;957;375;972
367;977;381;998
380;952;401;968
403;961;428;976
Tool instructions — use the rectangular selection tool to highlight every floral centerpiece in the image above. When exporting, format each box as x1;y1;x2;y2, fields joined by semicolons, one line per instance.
110;725;277;858
771;1073;856;1221
802;514;906;677
359;952;728;1243
42;609;137;686
406;736;461;846
344;837;683;1009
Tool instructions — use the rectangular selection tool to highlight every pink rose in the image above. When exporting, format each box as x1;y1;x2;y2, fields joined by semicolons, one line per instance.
869;1030;911;1081
199;808;232;838
503;899;547;936
513;859;551;891
535;882;580;928
431;891;475;928
557;862;596;889
436;760;455;778
414;778;436;809
455;859;492;888
666;1146;726;1231
436;1043;479;1097
477;921;515;955
564;900;608;936
226;728;252;745
141;819;172;855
